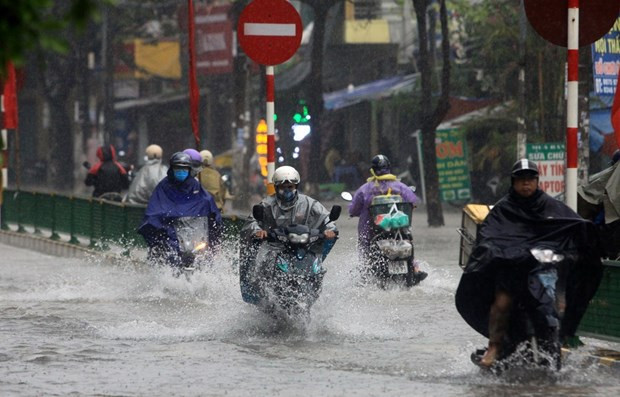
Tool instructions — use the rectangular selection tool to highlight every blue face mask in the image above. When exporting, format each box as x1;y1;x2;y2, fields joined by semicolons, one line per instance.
173;169;189;182
278;187;297;202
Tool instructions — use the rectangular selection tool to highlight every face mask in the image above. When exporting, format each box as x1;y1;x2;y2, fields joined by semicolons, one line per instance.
173;169;189;182
278;187;296;202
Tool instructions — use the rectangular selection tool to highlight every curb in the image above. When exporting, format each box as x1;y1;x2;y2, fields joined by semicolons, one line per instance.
0;230;144;267
562;347;620;369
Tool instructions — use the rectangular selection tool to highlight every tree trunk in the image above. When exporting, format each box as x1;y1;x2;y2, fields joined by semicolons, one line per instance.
49;101;75;192
306;4;329;192
413;0;450;227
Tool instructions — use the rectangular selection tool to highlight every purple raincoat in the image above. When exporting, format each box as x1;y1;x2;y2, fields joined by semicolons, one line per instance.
348;179;419;248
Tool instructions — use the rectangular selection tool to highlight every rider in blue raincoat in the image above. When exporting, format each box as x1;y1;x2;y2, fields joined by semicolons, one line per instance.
138;152;222;267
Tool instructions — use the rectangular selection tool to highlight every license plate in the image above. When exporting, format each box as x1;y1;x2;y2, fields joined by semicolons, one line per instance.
388;261;408;275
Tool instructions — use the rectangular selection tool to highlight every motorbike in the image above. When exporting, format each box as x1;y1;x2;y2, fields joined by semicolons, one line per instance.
341;191;423;287
240;205;341;320
147;216;210;275
470;247;566;373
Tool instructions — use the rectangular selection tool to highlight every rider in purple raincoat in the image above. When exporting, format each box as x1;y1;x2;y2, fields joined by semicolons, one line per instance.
348;154;425;278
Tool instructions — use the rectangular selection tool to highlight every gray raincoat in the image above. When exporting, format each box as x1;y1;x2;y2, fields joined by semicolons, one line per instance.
126;159;168;204
241;194;337;240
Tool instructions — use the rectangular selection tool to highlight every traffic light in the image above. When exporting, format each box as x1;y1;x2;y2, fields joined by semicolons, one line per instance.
256;119;268;176
293;100;310;124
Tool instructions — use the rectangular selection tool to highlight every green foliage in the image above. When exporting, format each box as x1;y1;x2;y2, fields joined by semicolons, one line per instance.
450;0;567;142
0;0;108;76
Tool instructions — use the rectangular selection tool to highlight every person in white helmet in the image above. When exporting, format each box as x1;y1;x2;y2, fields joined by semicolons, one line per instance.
198;149;226;211
125;144;168;204
239;166;338;297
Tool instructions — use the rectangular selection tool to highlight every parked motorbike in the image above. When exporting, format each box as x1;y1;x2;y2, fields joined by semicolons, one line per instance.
341;191;423;287
240;205;341;320
469;247;566;372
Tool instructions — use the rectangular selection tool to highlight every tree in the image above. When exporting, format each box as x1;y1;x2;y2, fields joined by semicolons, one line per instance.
0;0;102;77
412;0;451;227
299;0;343;192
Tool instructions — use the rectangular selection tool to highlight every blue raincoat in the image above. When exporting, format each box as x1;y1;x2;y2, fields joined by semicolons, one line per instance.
137;170;222;258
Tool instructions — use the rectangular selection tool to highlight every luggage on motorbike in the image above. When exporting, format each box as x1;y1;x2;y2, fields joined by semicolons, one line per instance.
370;194;413;231
458;204;491;269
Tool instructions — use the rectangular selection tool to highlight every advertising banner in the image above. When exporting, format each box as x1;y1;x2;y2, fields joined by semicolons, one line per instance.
526;143;565;197
196;4;233;75
592;17;620;97
436;128;471;202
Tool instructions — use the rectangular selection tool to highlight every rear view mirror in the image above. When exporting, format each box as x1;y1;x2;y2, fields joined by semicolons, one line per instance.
252;205;264;222
340;191;353;201
409;185;417;193
329;205;342;221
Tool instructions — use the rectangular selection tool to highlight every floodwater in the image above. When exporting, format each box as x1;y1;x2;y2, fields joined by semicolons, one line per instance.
1;210;619;396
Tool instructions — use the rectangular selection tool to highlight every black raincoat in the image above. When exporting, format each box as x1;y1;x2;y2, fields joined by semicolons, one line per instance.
455;188;603;340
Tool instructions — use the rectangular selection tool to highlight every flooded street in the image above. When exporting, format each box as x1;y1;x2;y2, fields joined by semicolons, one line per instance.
1;210;619;396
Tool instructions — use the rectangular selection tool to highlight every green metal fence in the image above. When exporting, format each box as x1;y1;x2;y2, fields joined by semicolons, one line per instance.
1;189;245;253
578;260;620;341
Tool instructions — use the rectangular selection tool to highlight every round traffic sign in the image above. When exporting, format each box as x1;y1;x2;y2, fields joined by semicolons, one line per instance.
237;0;303;65
524;0;620;47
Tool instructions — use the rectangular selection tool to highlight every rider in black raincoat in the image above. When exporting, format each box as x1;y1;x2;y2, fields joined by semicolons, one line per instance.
455;159;603;368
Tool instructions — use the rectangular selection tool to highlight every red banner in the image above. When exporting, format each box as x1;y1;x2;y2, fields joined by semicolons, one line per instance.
196;4;233;75
188;0;200;147
2;62;18;129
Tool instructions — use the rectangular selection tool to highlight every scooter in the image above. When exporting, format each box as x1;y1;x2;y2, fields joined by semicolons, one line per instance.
469;247;566;372
146;216;210;276
341;191;424;287
240;205;341;320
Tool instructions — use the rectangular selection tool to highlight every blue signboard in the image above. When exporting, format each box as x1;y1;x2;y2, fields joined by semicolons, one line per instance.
592;17;620;97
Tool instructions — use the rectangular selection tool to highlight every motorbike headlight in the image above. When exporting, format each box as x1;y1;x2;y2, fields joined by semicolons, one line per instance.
192;242;207;253
288;232;309;244
530;248;564;264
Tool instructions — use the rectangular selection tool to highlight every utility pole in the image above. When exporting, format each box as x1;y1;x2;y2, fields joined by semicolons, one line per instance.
516;1;527;160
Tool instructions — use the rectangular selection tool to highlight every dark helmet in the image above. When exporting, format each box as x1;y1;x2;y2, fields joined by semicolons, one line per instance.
371;154;391;175
169;152;192;169
511;158;539;177
611;149;620;165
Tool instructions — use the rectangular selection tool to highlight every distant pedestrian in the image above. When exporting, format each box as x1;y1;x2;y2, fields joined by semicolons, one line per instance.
126;144;168;204
198;150;226;211
85;144;129;199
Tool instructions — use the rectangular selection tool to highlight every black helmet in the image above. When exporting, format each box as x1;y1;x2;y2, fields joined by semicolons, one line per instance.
169;152;192;169
611;149;620;165
371;154;391;175
511;158;539;177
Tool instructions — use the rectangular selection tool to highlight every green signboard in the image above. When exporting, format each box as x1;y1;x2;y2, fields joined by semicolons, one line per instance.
436;128;471;202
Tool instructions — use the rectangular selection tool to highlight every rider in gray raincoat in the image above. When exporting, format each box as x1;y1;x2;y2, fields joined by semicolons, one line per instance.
126;145;168;204
239;166;338;304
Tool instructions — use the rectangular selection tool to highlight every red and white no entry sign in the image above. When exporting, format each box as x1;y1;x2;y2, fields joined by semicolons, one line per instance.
237;0;303;65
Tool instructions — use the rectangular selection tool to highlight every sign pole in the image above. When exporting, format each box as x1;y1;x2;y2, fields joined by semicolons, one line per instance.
566;0;579;211
266;66;276;195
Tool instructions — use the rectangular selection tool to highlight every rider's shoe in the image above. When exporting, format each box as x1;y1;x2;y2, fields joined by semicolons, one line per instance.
412;271;428;285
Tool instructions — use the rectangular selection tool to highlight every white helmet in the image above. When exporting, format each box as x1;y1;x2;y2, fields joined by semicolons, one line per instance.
273;165;300;186
145;144;163;159
200;150;213;166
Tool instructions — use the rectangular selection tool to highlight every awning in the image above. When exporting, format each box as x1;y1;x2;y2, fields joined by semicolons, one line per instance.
323;74;418;111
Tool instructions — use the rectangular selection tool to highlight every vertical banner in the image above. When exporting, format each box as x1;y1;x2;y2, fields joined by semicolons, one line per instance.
526;143;566;197
591;17;620;97
435;128;471;202
3;61;18;129
612;68;620;149
195;4;233;75
188;0;200;148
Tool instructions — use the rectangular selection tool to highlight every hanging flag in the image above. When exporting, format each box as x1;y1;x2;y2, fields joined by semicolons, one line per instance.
2;61;18;129
188;0;200;148
612;68;620;150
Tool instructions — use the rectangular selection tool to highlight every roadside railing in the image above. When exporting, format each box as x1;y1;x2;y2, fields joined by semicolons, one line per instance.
0;189;245;254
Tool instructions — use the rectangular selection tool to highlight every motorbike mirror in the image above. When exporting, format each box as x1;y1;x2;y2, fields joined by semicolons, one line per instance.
252;205;264;222
340;191;353;201
329;205;342;221
409;185;417;193
82;161;91;170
